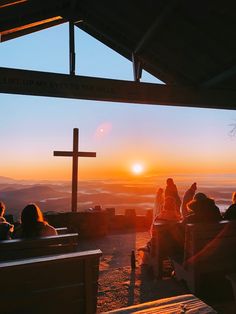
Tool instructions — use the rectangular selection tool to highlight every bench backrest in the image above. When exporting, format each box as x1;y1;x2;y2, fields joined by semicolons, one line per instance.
184;220;236;270
151;221;183;257
0;250;102;314
56;227;69;234
0;233;79;261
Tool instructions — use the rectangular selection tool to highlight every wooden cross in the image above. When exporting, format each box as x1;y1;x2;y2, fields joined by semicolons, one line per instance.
54;128;96;212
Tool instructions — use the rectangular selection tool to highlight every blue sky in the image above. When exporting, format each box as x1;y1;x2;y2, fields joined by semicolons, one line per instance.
0;23;236;180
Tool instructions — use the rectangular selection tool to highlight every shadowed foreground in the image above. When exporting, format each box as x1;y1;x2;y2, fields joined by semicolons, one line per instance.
78;231;236;313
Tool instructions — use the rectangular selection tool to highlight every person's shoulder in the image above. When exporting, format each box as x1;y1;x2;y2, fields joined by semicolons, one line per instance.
43;222;58;236
205;198;220;210
205;198;215;205
224;204;236;220
13;224;23;238
227;204;236;211
0;217;6;223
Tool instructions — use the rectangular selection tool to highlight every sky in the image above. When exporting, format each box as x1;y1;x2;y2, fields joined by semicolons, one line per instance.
1;23;236;181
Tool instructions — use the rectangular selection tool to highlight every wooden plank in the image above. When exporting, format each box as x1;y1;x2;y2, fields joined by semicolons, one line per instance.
186;221;236;238
1;67;236;109
0;233;78;249
173;221;236;296
85;258;95;314
56;227;68;234
0;233;79;261
0;250;102;314
106;294;217;313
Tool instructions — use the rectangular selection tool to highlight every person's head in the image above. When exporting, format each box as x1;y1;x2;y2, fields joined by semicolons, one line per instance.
166;178;174;186
0;201;6;217
193;192;207;202
157;187;164;195
187;192;210;213
21;203;44;226
232;192;236;204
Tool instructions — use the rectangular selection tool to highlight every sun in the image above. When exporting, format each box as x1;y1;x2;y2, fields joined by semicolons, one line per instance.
131;163;144;175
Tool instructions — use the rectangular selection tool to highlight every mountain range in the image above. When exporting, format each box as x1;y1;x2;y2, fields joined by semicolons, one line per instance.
0;175;234;221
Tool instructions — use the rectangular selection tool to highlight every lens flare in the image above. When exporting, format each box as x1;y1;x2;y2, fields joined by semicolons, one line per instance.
94;122;112;139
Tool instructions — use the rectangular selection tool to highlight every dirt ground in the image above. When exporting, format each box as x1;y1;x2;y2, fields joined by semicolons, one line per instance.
78;231;236;313
78;231;189;313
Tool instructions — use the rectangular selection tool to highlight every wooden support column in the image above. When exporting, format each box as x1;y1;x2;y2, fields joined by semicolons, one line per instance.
69;20;75;75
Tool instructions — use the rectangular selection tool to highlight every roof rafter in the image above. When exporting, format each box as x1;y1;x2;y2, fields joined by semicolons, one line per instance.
202;65;236;88
134;0;179;54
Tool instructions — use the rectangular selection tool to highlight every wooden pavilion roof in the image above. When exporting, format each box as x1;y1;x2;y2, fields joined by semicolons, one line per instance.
1;0;236;109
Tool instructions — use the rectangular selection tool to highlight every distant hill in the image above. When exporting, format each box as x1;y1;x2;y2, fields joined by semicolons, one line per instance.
0;174;233;221
0;184;70;219
0;176;17;184
0;185;68;201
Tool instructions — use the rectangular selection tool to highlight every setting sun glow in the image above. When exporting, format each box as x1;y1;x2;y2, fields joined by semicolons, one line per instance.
131;163;144;175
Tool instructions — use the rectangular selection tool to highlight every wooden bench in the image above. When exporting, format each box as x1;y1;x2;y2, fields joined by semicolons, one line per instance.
0;233;79;261
172;221;236;298
105;294;217;313
0;249;102;314
150;221;183;278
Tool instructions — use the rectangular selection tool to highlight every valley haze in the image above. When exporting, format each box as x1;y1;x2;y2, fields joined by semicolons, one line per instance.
0;174;235;221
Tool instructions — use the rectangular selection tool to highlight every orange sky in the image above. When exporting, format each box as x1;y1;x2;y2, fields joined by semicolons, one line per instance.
1;24;236;181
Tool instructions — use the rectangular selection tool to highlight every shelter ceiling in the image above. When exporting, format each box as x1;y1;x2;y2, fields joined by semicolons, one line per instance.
1;0;236;100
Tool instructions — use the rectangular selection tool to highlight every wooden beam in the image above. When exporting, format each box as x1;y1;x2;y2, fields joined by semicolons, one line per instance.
1;67;236;110
134;0;179;54
0;18;65;42
202;65;236;88
69;20;75;75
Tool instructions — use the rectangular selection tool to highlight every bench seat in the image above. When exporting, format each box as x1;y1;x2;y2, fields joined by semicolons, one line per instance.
172;221;236;298
0;249;102;314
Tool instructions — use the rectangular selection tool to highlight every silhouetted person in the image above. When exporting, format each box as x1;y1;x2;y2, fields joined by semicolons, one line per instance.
0;201;14;240
154;187;164;218
15;203;57;238
224;192;236;220
181;182;197;218
183;192;222;224
165;178;182;217
156;196;182;221
150;187;164;235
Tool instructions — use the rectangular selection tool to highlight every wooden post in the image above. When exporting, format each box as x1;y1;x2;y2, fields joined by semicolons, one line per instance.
72;128;78;212
69;21;75;75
